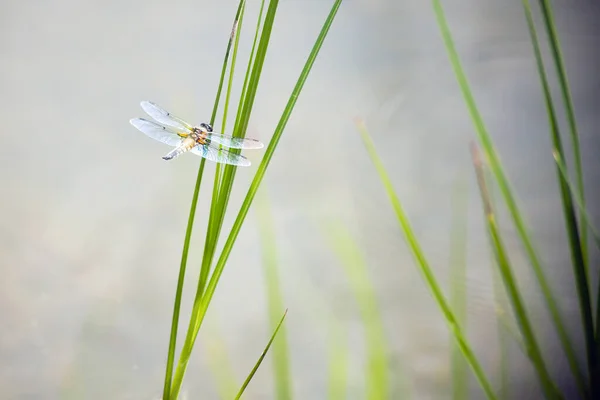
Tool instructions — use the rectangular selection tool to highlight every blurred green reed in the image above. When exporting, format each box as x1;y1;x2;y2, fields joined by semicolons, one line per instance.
324;220;391;400
256;188;292;400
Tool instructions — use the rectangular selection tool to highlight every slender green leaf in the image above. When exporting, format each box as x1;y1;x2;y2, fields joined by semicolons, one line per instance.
552;151;600;251
471;142;562;399
256;188;292;400
356;120;497;400
197;0;248;301
234;310;289;400
521;3;592;396
325;220;389;400
535;0;587;271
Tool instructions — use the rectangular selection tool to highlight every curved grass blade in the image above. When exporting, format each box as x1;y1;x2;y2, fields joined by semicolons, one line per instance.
471;142;562;399
197;0;248;301
256;188;292;400
324;220;389;400
170;1;344;396
234;310;289;400
430;1;587;397
521;3;592;395
552;152;600;252
356;119;497;400
535;0;587;270
196;0;267;302
162;2;246;400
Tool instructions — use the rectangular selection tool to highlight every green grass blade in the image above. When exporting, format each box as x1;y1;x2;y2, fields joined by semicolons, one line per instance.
162;162;206;400
552;151;600;251
535;0;587;271
197;0;247;300
210;0;270;263
160;0;244;389
521;3;593;395
430;1;587;396
486;172;512;400
324;220;389;400
471;142;562;399
449;175;469;400
355;120;497;400
234;310;288;400
195;0;266;309
169;1;343;396
256;188;292;400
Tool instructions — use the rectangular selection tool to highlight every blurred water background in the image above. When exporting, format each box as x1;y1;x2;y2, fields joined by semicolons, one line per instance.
1;0;599;398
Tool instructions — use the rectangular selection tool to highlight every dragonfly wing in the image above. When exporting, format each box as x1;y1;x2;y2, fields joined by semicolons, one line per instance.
190;144;251;167
130;118;185;147
140;101;194;132
206;133;264;149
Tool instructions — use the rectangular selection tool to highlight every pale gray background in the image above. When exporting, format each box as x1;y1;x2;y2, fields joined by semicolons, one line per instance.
1;0;599;399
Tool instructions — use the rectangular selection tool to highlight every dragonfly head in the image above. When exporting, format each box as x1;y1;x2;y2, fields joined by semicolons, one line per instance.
199;122;213;132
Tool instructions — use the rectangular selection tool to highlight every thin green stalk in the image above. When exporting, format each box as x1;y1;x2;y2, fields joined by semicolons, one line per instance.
170;1;343;396
256;188;292;400
356;120;497;400
210;0;269;260
449;175;469;400
471;142;562;399
234;310;288;400
521;3;593;396
430;1;585;397
325;221;389;400
535;0;587;271
197;0;247;300
486;172;512;400
195;0;266;306
161;3;244;395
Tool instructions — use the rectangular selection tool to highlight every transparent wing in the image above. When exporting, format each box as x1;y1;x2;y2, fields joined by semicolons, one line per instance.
190;144;251;167
140;101;194;132
205;133;264;150
130;118;186;147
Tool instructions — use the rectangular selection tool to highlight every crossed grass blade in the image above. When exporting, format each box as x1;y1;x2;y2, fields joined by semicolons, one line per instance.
534;0;587;270
471;142;562;399
162;2;246;399
170;0;280;397
197;0;266;301
355;119;497;400
521;2;594;395
169;1;344;397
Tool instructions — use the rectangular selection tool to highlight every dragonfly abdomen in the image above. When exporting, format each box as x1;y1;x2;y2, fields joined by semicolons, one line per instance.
162;138;195;161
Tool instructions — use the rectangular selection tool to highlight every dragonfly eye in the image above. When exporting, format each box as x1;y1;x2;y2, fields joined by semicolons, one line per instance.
200;123;213;132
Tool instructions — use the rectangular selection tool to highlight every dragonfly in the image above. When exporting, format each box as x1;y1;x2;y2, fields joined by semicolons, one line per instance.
130;101;264;166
